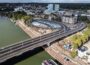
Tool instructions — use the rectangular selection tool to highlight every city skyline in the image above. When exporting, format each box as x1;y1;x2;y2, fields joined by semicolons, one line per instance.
0;0;90;3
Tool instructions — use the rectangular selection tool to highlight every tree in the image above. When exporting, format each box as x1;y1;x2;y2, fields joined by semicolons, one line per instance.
70;50;78;58
73;43;78;49
10;11;27;20
78;16;89;22
80;35;87;44
76;38;82;47
70;35;82;49
70;35;79;48
22;15;32;25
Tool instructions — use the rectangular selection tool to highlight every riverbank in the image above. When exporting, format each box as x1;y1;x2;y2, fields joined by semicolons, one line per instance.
16;20;41;38
0;18;29;48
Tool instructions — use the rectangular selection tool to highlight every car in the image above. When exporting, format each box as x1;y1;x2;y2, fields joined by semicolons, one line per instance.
78;46;88;52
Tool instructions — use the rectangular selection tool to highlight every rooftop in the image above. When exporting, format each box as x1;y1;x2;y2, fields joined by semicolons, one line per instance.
63;11;78;17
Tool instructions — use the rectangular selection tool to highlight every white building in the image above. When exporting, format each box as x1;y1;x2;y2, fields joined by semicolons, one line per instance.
87;10;90;21
78;41;90;63
14;7;25;12
54;4;60;11
78;48;87;58
62;11;78;24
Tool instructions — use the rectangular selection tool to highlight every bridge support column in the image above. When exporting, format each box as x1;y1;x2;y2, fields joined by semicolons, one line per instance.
47;43;51;47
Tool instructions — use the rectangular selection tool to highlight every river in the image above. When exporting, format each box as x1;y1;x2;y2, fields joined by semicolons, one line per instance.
0;17;52;65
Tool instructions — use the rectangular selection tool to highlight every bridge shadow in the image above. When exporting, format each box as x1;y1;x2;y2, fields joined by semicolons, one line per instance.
0;47;44;65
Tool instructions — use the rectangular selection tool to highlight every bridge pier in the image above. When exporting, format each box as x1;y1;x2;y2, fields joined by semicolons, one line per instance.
47;43;51;47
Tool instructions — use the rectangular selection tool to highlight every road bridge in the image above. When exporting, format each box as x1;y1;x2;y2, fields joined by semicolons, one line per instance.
0;22;86;63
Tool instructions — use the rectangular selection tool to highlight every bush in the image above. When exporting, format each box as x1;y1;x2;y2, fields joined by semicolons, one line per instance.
78;16;89;22
70;35;82;49
70;29;90;49
70;50;78;58
9;11;33;24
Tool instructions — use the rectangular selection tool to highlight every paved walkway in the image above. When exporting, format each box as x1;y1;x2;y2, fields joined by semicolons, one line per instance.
57;38;88;65
44;45;76;65
52;43;88;65
16;20;41;38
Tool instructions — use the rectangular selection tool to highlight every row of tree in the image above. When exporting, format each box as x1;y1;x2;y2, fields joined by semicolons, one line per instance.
69;28;90;58
70;28;90;49
8;11;33;24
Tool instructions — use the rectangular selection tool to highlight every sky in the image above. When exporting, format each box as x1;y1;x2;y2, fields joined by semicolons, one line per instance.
0;0;90;3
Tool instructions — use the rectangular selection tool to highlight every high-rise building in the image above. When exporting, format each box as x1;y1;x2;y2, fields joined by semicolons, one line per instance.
44;4;60;14
54;4;60;11
47;4;54;12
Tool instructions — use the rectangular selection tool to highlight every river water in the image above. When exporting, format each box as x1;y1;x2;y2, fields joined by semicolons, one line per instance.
0;17;52;65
